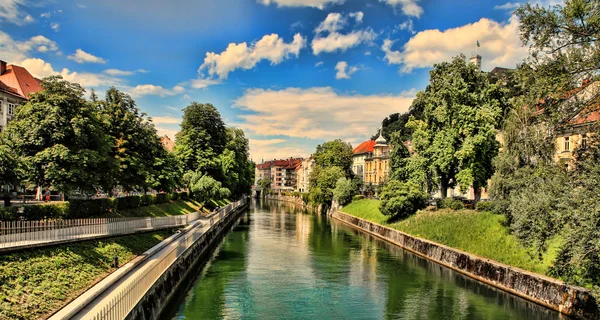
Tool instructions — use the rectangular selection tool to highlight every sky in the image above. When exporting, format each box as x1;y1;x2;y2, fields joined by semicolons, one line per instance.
0;0;559;162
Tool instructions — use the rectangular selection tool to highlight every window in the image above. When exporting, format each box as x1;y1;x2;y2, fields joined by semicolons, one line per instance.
564;136;570;151
582;134;588;149
7;103;15;115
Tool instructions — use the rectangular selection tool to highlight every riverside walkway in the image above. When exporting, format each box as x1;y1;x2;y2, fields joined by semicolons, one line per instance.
49;199;245;320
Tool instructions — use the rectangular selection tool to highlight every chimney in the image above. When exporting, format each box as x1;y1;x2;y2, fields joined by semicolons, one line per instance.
0;60;6;75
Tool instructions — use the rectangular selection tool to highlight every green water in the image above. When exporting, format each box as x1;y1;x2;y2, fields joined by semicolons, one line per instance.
167;200;560;320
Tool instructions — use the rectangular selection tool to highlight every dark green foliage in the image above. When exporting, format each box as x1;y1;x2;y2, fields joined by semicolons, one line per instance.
437;198;464;211
379;180;428;219
333;177;356;206
474;200;498;213
0;206;19;220
301;193;310;205
352;195;365;201
309;166;346;206
313;139;354;175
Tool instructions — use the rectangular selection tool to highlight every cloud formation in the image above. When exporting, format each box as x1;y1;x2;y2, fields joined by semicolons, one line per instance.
21;58;122;87
312;12;376;55
258;0;343;9
233;87;415;141
68;49;107;64
382;16;528;73
0;31;59;63
334;61;359;79
198;33;305;80
103;68;148;76
249;138;311;162
380;0;423;18
128;84;185;97
0;0;30;25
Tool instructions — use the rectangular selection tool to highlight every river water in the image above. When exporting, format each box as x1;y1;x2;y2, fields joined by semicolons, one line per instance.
167;199;561;320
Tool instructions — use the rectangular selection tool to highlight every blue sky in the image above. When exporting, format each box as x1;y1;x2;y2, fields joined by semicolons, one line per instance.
0;0;555;161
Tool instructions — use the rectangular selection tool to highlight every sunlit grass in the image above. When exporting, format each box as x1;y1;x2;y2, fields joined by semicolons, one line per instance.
341;199;560;275
111;199;203;218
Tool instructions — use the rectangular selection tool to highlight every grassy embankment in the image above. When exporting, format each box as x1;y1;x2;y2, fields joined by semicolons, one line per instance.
94;199;229;218
341;199;561;275
0;229;178;319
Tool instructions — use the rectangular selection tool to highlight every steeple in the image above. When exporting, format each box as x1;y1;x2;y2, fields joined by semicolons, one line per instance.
374;127;387;147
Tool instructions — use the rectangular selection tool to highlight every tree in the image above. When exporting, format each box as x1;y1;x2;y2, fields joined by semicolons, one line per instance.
379;180;428;220
257;178;271;190
313;139;354;175
220;128;254;198
309;166;345;206
405;55;507;200
175;102;227;176
333;177;356;206
184;171;229;203
2;76;112;195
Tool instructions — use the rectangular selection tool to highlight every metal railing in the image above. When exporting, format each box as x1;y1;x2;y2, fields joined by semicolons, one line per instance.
91;198;246;320
0;206;206;250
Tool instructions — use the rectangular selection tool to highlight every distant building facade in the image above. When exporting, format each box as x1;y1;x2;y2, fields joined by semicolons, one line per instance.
364;128;391;185
352;140;375;182
160;135;175;152
255;158;303;190
0;60;43;132
296;156;315;193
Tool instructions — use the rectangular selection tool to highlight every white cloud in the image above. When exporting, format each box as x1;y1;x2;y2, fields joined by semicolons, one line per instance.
233;87;414;141
51;22;60;31
365;51;371;55
495;2;521;10
68;49;107;64
397;20;415;34
380;0;423;18
315;61;324;67
334;61;359;79
198;33;305;80
40;12;51;18
20;58;122;87
150;115;181;125
312;12;377;55
383;16;528;73
248;138;311;162
190;78;222;89
103;68;148;76
0;31;59;63
166;106;180;112
0;0;30;25
258;0;343;9
155;126;180;141
127;84;185;97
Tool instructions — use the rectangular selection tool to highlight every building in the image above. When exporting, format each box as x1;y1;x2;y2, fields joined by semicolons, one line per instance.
296;156;315;193
364;128;391;185
255;158;303;190
160;135;175;152
352;140;375;182
0;60;43;132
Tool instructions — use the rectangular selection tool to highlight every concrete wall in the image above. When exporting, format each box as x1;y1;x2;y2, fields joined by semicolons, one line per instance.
126;202;249;320
332;210;599;319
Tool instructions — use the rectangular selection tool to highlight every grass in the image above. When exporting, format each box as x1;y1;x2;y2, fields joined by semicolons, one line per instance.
0;229;177;319
113;199;204;218
342;199;560;275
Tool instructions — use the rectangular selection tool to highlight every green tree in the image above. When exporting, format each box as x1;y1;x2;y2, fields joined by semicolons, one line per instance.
175;102;227;176
2;76;112;195
257;178;271;190
405;55;507;200
184;171;228;203
309;166;345;206
313;139;354;175
333;177;356;206
220;128;254;198
379;180;428;220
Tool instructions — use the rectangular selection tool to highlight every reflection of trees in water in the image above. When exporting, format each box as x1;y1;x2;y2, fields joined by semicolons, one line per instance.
175;212;252;320
336;224;560;320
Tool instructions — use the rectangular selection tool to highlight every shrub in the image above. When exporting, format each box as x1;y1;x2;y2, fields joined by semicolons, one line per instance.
301;192;310;205
475;200;497;213
68;198;114;218
293;191;301;198
23;203;69;220
437;198;464;210
379;180;428;219
333;177;356;206
352;195;365;202
0;206;19;220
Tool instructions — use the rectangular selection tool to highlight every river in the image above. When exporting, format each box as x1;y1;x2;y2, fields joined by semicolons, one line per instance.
166;199;561;320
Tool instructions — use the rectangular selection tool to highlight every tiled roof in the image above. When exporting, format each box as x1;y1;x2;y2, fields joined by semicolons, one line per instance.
353;140;375;154
0;64;43;99
256;158;303;170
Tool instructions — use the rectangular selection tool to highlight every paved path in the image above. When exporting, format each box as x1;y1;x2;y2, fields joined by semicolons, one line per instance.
49;216;213;320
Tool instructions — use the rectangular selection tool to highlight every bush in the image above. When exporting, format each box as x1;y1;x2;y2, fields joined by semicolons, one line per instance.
292;191;301;198
379;180;428;219
475;200;497;213
352;195;365;201
333;177;356;206
22;203;69;220
68;198;115;218
0;206;19;220
437;198;464;210
301;192;310;205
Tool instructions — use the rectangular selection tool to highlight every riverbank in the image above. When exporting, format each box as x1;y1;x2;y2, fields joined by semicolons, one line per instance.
0;228;178;319
342;199;560;275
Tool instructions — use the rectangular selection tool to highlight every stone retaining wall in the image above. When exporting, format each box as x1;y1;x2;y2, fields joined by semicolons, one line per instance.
332;210;599;319
125;202;249;320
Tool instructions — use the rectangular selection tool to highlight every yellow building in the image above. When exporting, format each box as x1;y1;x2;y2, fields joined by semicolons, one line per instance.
364;128;390;185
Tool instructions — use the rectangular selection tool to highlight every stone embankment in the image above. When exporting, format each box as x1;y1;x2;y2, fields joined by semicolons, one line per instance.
331;210;599;320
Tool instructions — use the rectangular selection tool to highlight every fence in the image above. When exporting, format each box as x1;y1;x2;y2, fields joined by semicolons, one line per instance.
0;202;210;250
91;198;246;320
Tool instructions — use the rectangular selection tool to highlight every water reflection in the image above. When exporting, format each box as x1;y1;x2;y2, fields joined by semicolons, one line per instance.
168;199;561;320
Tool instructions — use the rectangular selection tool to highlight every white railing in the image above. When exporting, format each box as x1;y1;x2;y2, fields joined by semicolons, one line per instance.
0;201;240;250
91;198;246;320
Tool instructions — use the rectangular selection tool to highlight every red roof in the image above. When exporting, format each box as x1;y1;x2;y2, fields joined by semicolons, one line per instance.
256;158;303;170
0;64;43;99
353;140;375;154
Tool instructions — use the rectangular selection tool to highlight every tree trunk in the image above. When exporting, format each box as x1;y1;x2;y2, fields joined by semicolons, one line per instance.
474;188;482;203
440;178;449;199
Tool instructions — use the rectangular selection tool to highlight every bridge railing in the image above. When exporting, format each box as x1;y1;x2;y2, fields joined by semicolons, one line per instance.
91;197;246;320
0;201;237;250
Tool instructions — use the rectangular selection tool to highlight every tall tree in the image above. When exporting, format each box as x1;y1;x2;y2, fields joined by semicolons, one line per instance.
175;102;227;176
220;128;254;198
2;76;112;195
313;139;354;175
406;55;508;200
